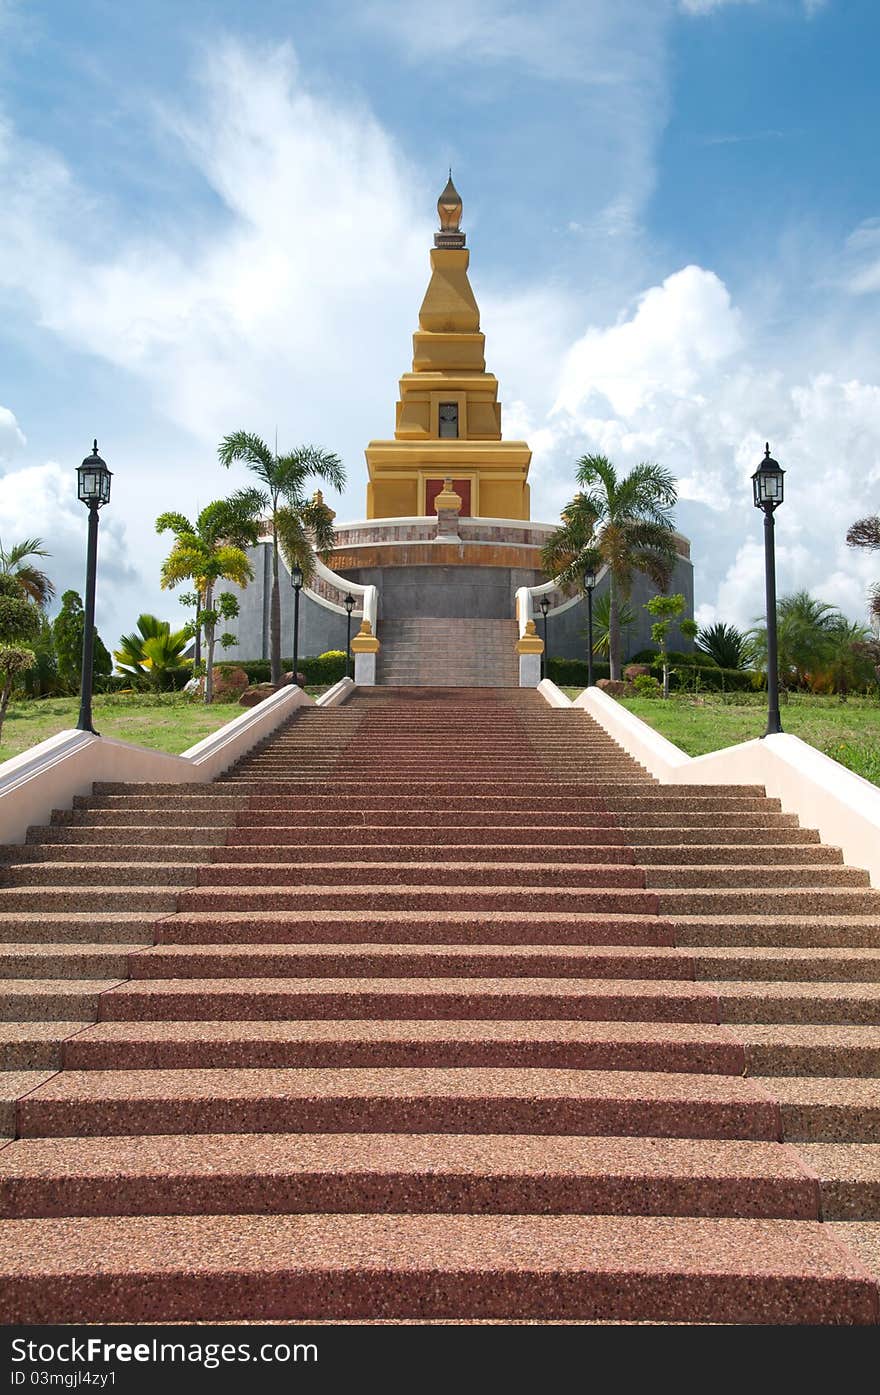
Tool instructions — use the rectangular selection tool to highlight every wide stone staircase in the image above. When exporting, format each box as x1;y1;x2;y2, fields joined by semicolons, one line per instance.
0;687;879;1322
378;618;518;686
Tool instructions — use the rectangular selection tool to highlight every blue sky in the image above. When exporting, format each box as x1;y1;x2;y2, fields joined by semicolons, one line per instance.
1;0;879;648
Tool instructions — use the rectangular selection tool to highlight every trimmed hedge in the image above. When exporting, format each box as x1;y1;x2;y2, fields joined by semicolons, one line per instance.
219;652;350;686
547;657;611;687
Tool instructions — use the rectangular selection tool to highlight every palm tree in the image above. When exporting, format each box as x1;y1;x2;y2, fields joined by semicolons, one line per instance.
114;614;192;691
819;617;873;699
157;492;263;703
218;432;345;685
696;622;753;670
541;455;679;680
0;537;55;607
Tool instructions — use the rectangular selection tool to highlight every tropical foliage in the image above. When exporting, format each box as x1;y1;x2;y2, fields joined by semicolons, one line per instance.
157;492;262;704
542;455;679;679
52;590;113;693
749;591;874;699
696;621;754;671
218;431;345;685
0;537;55;607
587;591;637;659
114;614;192;690
0;572;40;740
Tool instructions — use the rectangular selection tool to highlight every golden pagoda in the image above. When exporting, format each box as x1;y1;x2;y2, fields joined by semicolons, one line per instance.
365;174;532;521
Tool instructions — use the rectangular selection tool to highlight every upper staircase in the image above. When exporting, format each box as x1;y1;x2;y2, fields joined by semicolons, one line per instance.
0;687;879;1323
377;618;518;686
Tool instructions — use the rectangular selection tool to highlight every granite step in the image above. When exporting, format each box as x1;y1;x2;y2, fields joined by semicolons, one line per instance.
0;1023;90;1071
97;975;721;1023
96;976;880;1026
61;1019;746;1074
126;942;693;981
0;1132;819;1221
158;909;675;946
1;1211;874;1324
15;1065;781;1140
175;885;660;914
0;980;123;1021
191;861;649;890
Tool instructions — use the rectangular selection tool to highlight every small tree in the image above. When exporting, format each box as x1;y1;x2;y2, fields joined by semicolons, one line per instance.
52;590;112;694
645;593;698;698
0;573;40;741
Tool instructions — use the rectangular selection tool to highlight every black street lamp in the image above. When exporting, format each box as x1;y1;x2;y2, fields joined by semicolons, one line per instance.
539;595;550;681
345;591;357;677
75;440;112;734
290;562;304;687
752;442;785;736
583;564;597;687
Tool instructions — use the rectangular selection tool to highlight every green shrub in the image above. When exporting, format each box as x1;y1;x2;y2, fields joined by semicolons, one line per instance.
218;650;350;686
547;657;611;687
658;662;758;693
632;673;663;698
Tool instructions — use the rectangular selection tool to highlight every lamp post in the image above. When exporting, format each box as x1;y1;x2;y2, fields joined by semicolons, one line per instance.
583;565;597;687
344;593;355;679
75;440;112;734
539;595;550;681
752;442;785;737
290;562;304;688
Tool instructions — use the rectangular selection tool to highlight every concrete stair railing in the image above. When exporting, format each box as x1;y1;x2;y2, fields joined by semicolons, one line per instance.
0;687;878;1322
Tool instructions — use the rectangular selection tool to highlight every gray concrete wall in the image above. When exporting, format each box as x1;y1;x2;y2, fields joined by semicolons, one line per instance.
542;553;695;663
225;543;694;665
219;544;352;662
338;565;544;620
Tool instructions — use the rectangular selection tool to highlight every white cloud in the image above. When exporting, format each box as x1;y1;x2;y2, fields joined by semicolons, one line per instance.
536;264;880;630
678;0;757;14
554;266;743;417
0;460;138;639
679;0;825;14
0;406;25;465
841;218;880;295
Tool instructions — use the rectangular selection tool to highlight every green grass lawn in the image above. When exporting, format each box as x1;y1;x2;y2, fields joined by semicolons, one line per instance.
560;689;880;786
0;688;330;764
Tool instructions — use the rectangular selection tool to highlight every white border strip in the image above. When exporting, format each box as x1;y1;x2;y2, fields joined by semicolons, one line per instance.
538;680;880;887
0;677;356;846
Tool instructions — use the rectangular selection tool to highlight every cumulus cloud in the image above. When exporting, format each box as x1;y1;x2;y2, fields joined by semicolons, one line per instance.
554;266;742;417
542;265;880;630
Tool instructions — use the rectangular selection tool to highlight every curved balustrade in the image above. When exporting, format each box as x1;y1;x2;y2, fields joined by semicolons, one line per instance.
514;564;609;637
310;554;378;635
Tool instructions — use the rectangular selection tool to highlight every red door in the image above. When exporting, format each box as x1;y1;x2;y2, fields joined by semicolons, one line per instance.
426;478;472;517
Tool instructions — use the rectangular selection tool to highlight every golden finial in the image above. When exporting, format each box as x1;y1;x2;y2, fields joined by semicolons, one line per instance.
435;171;465;248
